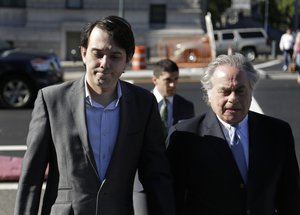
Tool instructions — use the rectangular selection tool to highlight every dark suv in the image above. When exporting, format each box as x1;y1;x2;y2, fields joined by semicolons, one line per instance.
0;48;64;108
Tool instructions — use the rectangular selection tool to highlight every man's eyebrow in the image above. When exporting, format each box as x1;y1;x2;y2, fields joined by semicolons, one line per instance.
219;86;231;90
90;47;104;52
219;85;245;90
90;48;123;55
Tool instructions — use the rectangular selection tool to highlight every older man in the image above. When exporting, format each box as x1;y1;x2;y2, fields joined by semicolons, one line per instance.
167;53;300;215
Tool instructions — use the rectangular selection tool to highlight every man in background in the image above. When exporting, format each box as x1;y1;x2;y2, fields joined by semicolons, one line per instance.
279;27;294;71
152;59;195;137
134;59;195;215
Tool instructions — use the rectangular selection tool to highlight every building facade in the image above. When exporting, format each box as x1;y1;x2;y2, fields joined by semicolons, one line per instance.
0;0;205;60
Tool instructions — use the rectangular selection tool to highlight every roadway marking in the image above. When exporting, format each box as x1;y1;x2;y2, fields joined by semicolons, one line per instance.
0;183;46;190
250;96;264;114
254;59;282;69
0;145;27;151
0;183;18;190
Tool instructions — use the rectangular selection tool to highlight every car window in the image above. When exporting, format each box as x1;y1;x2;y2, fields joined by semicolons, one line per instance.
0;40;14;54
222;33;234;40
239;31;264;38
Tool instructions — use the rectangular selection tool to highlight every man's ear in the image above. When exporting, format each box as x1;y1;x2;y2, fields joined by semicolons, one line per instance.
126;54;133;64
80;47;87;64
152;76;157;84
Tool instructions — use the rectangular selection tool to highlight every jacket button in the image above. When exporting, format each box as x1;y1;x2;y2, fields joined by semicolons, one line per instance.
246;209;251;215
240;183;245;189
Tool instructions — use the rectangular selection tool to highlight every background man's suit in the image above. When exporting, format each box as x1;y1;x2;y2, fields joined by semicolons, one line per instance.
172;94;195;125
14;76;175;215
167;108;300;215
133;92;195;214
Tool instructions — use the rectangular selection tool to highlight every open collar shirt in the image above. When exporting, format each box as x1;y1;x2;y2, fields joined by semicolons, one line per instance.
85;77;122;181
217;114;249;168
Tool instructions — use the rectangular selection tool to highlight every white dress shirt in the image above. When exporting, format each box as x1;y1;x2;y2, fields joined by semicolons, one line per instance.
153;87;174;129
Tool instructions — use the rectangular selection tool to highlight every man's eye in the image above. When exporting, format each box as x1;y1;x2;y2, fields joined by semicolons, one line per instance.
219;89;231;96
223;91;231;96
236;88;245;95
111;54;122;60
93;52;104;58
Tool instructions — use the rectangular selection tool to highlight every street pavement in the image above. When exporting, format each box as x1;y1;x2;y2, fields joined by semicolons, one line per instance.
62;57;299;83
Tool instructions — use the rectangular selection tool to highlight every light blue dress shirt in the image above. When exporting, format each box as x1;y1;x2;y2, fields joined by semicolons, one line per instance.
218;115;249;168
85;79;122;181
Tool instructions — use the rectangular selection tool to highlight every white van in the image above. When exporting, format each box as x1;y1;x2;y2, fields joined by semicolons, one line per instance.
214;28;271;61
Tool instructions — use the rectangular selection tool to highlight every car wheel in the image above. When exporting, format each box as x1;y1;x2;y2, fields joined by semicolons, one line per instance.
0;76;35;108
242;48;256;61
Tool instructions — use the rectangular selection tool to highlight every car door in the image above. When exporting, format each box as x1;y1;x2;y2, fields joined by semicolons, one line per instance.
215;31;236;55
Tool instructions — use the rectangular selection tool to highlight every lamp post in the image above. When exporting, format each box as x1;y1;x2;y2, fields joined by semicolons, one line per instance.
119;0;124;18
264;0;269;33
295;0;299;31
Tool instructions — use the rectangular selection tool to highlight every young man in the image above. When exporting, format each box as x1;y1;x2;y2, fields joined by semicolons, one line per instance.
167;53;300;215
133;59;195;215
152;59;195;137
14;16;175;215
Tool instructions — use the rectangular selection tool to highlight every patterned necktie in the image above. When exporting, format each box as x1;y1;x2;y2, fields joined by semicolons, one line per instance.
160;98;168;137
230;126;248;183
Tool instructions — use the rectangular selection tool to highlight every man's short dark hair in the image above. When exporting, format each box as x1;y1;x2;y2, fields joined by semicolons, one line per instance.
80;15;135;62
153;59;179;77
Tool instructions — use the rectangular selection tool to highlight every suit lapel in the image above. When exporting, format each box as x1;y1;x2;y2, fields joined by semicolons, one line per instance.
247;112;265;186
199;108;225;140
172;95;178;124
200;109;245;182
103;81;131;179
70;76;99;179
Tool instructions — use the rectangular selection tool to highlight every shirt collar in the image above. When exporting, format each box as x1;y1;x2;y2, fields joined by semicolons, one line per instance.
153;86;174;104
217;114;248;129
85;75;122;108
217;114;248;139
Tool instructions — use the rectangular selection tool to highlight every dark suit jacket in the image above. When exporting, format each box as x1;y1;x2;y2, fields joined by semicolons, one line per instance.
167;108;300;215
172;94;195;125
14;76;175;215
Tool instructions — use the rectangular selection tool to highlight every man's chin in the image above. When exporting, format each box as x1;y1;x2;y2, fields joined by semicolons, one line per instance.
166;92;176;97
223;113;242;124
97;77;108;85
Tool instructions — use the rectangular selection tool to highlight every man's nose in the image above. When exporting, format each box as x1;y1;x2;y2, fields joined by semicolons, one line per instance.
169;82;175;87
228;91;238;103
100;55;110;68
